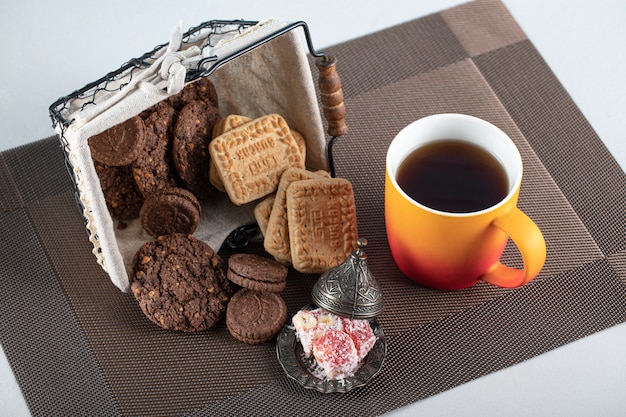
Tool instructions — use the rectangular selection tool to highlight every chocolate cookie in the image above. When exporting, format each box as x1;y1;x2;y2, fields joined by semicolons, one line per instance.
131;234;230;332
138;99;172;120
132;101;180;197
88;116;146;166
226;288;287;344
168;77;219;111
139;187;201;238
227;253;287;293
93;161;143;221
172;99;221;198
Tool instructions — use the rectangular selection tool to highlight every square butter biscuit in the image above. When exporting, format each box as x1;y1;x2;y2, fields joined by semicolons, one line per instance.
254;194;275;236
209;114;304;205
286;177;358;274
210;114;252;191
212;114;252;139
264;167;330;264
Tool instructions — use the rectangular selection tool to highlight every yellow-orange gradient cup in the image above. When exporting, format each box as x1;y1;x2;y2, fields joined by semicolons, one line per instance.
385;113;546;290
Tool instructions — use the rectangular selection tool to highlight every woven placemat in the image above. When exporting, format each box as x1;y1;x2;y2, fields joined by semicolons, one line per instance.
1;1;625;416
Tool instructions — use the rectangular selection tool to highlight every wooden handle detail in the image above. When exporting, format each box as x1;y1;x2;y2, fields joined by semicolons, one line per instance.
316;55;348;137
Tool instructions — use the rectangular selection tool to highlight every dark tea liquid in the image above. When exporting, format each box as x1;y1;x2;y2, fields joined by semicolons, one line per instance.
396;140;509;213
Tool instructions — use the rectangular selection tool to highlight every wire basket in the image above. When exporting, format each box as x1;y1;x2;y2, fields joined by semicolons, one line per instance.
48;18;347;291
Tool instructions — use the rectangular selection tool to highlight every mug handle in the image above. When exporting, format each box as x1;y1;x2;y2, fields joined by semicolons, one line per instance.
481;207;547;288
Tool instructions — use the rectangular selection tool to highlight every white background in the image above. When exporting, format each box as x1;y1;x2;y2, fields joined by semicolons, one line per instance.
1;1;625;416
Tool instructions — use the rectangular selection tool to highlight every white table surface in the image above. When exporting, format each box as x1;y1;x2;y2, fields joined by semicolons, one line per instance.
1;1;625;416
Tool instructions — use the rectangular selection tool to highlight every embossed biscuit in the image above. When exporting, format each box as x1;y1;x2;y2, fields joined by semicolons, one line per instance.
208;159;226;192
211;114;252;139
209;114;252;191
264;168;328;264
286;177;359;274
210;117;309;192
254;194;275;236
315;170;331;178
290;129;307;164
208;114;304;206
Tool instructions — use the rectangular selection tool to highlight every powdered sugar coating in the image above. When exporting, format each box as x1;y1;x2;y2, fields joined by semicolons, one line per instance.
341;317;377;361
292;308;343;357
313;330;359;380
292;307;377;380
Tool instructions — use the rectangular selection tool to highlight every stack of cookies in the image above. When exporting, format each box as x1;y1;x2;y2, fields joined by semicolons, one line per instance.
89;77;221;237
90;115;147;222
253;167;359;274
208;113;306;206
225;253;288;344
207;112;360;274
89;78;232;332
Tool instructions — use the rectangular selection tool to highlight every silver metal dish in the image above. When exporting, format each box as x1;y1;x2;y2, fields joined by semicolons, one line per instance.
276;305;386;393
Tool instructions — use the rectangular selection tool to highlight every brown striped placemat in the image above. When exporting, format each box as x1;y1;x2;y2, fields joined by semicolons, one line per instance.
1;1;624;416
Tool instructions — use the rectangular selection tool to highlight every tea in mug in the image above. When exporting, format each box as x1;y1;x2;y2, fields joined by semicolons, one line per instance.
396;140;508;213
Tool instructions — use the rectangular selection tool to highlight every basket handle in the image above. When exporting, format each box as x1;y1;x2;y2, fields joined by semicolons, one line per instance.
316;55;347;137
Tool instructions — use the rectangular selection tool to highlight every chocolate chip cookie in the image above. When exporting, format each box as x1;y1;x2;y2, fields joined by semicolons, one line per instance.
226;288;287;344
93;161;143;221
139;187;201;238
172;99;221;199
88;115;146;166
131;233;230;332
132;101;180;197
168;77;219;110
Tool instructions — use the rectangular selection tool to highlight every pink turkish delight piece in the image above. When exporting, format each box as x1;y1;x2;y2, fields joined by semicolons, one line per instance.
341;317;377;361
292;308;343;357
312;330;359;380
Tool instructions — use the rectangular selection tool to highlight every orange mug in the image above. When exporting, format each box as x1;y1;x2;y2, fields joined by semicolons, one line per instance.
385;113;546;290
